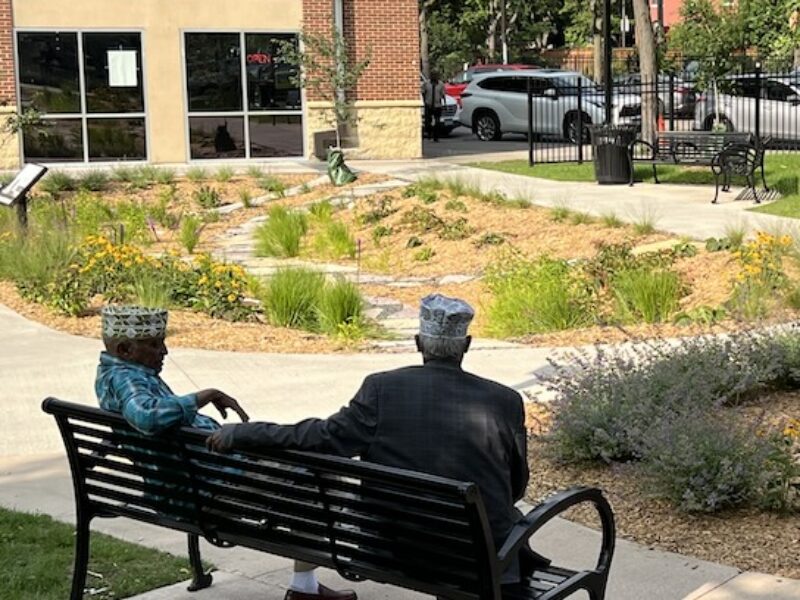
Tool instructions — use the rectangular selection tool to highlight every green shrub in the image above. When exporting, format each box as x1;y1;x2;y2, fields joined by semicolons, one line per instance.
444;199;468;213
261;268;325;329
414;247;435;262
111;166;137;183
77;171;109;192
372;225;393;245
600;212;623;228
612;268;682;323
549;205;572;222
308;200;334;222
149;187;180;229
246;165;263;179
40;172;76;195
673;305;728;327
151;168;176;185
131;272;172;309
631;208;658;235
402;206;443;233
402;177;443;199
479;190;528;209
136;166;164;185
313;220;356;258
255;206;308;257
642;413;779;513
474;232;505;248
358;196;396;224
259;175;286;197
180;214;204;254
239;189;253;208
485;252;596;337
439;217;473;240
317;278;364;336
214;166;235;183
186;167;208;183
9;229;79;313
193;186;221;209
569;211;594;225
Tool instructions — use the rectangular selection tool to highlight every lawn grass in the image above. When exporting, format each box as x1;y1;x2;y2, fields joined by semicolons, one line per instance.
473;154;800;219
0;507;201;600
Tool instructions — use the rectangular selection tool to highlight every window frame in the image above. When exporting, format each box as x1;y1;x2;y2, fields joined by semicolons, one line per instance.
14;28;150;165
181;29;305;162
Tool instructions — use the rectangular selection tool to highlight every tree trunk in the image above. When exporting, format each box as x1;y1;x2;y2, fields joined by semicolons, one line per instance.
633;0;658;144
420;1;431;79
592;0;605;83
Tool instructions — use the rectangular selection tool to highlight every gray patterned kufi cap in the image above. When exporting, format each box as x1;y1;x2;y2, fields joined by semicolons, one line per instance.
102;306;168;340
419;294;474;339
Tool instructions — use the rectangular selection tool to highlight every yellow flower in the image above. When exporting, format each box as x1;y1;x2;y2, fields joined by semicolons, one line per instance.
198;275;209;286
227;293;237;302
215;281;223;289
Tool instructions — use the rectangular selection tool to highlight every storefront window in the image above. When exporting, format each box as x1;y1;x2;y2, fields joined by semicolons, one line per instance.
185;32;302;160
88;118;147;161
22;119;84;162
16;31;147;163
189;117;246;159
185;33;243;112
17;32;81;113
83;33;145;113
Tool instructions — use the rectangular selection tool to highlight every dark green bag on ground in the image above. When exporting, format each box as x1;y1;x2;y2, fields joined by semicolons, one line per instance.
327;148;357;186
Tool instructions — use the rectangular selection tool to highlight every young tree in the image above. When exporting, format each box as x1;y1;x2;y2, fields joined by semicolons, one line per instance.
279;30;370;148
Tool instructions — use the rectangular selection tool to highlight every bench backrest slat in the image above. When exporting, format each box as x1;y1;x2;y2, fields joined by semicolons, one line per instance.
44;398;501;600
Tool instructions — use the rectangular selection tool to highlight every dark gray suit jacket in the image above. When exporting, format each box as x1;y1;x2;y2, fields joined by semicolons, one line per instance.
223;359;529;575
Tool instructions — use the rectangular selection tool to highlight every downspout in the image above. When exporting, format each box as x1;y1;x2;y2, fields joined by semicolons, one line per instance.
333;0;346;147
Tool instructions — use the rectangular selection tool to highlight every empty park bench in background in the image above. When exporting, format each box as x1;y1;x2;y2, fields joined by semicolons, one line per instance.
628;131;758;188
43;398;616;600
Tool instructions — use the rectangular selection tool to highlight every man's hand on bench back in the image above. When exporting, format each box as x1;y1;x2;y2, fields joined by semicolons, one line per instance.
196;389;250;423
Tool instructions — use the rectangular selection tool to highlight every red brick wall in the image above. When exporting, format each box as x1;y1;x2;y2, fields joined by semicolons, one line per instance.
0;0;14;103
302;0;419;102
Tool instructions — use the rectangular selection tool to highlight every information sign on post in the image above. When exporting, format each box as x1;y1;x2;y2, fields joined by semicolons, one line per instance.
0;163;48;229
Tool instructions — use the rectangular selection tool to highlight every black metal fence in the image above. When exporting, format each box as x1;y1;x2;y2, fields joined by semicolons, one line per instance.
526;64;800;164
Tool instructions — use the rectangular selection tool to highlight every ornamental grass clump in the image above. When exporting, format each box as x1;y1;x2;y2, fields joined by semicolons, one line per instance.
485;250;596;337
255;206;308;258
612;268;683;324
312;220;356;259
317;278;364;337
260;267;325;329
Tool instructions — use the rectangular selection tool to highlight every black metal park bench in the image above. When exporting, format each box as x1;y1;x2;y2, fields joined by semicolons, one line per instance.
629;130;756;185
43;398;616;600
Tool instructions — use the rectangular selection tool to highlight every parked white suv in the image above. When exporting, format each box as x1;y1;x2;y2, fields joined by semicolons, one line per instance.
459;70;641;143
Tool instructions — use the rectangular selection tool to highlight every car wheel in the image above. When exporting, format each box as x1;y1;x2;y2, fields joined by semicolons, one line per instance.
474;112;502;141
565;112;591;144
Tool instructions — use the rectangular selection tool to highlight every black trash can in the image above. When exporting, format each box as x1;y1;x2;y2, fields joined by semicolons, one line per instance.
589;124;638;185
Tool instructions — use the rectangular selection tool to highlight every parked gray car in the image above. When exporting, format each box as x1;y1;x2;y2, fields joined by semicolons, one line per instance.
694;73;800;140
613;73;697;117
459;69;641;143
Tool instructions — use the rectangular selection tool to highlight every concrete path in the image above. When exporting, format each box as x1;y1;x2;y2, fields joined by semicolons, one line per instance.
351;159;799;241
1;304;797;599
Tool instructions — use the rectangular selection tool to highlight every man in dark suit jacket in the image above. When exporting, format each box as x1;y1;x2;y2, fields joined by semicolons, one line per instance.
208;294;530;584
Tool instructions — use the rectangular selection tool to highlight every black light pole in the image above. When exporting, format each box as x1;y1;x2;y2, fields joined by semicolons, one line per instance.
603;0;613;123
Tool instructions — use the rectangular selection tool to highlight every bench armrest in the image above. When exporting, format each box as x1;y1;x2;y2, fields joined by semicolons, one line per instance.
629;139;655;160
497;487;615;574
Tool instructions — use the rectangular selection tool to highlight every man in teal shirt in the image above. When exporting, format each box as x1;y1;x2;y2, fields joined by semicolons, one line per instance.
96;306;357;600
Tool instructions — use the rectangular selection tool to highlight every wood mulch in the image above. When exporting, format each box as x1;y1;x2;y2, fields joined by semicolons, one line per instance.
524;396;800;579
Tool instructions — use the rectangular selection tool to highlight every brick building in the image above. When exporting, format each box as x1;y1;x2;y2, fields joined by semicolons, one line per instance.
0;0;421;169
650;0;737;30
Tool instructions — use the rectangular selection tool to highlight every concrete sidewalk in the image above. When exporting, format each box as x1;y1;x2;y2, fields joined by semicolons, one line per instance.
351;159;799;241
2;304;798;598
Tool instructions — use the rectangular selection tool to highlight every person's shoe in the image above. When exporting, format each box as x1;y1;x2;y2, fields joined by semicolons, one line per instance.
284;584;357;600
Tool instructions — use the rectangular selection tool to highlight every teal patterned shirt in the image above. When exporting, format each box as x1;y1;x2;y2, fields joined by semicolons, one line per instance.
95;352;220;434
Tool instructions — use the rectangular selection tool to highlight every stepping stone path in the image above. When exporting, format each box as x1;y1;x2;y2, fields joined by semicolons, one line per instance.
209;174;520;348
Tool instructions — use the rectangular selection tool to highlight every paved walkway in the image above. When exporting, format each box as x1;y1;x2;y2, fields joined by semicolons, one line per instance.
1;304;798;599
351;159;799;241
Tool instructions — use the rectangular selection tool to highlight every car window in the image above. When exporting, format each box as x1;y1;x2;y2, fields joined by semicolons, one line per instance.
766;80;796;102
450;72;469;84
554;74;600;94
728;79;761;99
478;76;521;92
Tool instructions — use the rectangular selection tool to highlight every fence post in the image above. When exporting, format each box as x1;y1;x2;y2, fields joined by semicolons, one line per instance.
755;62;762;141
577;77;584;165
527;76;534;167
668;73;675;131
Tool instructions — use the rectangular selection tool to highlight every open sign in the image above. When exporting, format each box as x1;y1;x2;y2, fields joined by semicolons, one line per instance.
247;53;273;65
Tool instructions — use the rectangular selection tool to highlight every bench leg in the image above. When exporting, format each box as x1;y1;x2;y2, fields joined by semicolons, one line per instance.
70;515;91;600
187;534;213;592
713;172;721;204
761;161;769;192
652;164;660;184
749;176;760;204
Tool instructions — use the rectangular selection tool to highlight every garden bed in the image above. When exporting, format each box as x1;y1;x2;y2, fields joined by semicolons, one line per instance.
525;390;800;579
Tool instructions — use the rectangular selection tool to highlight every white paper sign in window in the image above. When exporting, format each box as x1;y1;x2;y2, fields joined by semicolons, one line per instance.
108;50;138;87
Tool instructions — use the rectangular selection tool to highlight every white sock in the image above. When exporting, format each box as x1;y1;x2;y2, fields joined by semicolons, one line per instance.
289;569;319;593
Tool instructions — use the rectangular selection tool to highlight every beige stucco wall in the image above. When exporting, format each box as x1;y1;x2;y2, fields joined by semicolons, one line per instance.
0;106;20;170
306;100;422;160
14;1;302;164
